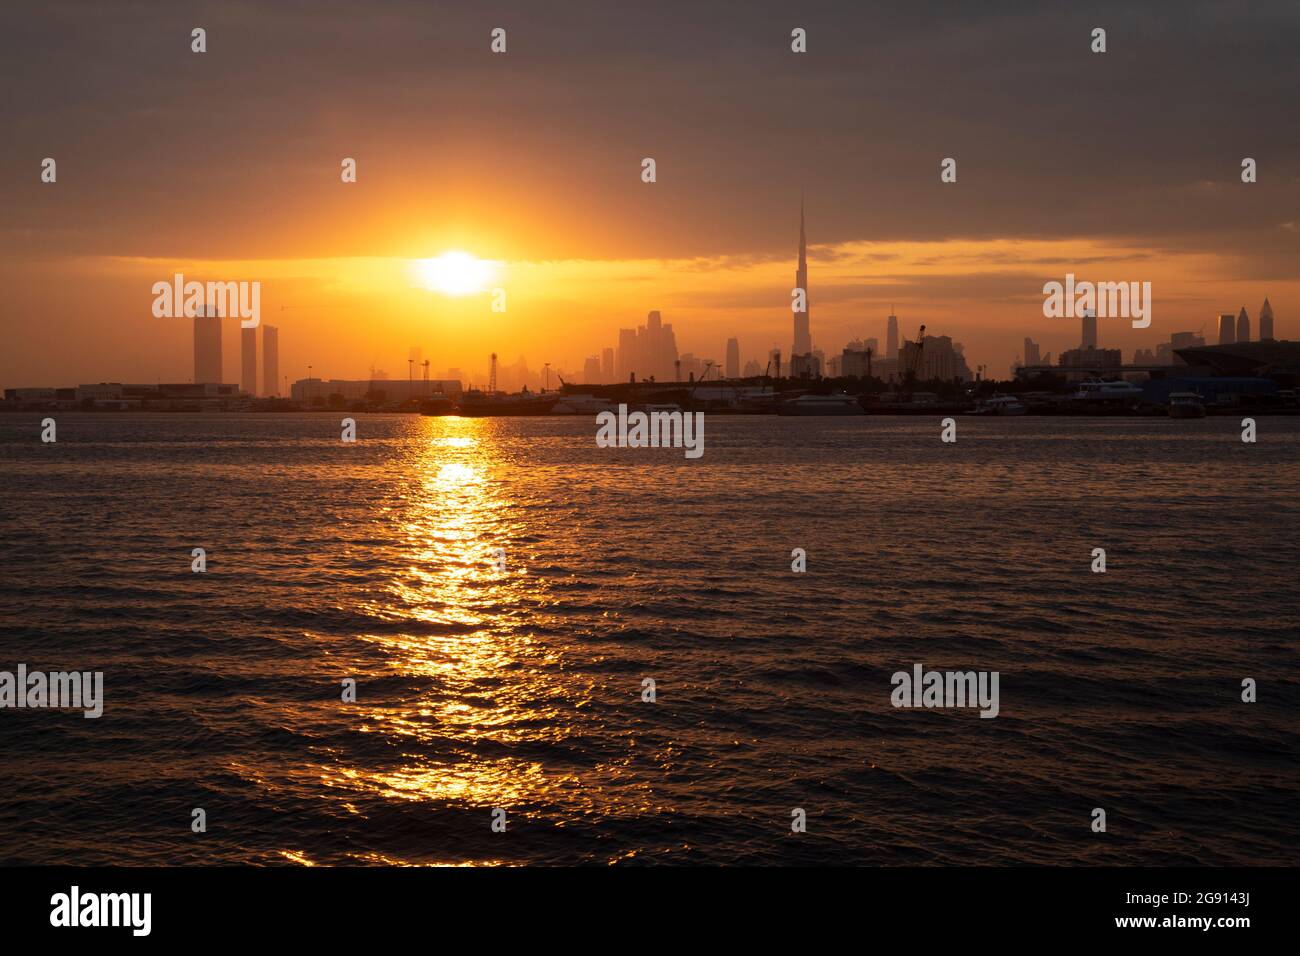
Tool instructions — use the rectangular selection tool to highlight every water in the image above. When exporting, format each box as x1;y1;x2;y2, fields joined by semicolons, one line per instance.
1;413;1296;865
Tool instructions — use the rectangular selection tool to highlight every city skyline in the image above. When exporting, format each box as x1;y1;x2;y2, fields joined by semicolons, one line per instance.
3;3;1298;391
6;199;1287;394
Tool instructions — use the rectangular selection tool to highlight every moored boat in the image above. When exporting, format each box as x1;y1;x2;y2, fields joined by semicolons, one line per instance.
776;393;864;416
1167;391;1207;418
457;388;558;416
969;394;1027;416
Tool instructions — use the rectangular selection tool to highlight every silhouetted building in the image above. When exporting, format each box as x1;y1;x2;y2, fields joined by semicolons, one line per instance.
1081;310;1098;349
1259;298;1274;341
900;334;973;382
620;310;679;381
1173;340;1300;376
1024;337;1042;366
725;337;740;379
886;313;899;362
842;348;872;378
1218;312;1236;345
193;307;222;384
601;348;615;382
616;328;637;380
1236;307;1251;343
1059;346;1122;368
241;326;257;395
793;201;811;359
1169;331;1206;366
583;355;601;383
262;325;279;397
789;352;820;378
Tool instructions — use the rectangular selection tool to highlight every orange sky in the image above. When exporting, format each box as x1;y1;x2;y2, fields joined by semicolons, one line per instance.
2;235;1292;389
2;1;1297;387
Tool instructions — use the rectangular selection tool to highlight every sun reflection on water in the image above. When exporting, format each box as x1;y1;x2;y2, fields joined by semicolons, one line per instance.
272;417;661;865
302;416;654;861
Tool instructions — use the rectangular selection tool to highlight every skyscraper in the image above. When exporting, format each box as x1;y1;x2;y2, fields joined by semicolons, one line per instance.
660;320;679;381
241;326;257;396
193;306;222;384
1218;312;1236;345
886;312;899;361
725;337;740;379
616;327;637;381
583;355;601;383
262;325;279;397
1081;310;1098;349
792;200;812;359
601;347;615;382
1024;337;1042;366
1236;307;1250;343
1260;298;1274;341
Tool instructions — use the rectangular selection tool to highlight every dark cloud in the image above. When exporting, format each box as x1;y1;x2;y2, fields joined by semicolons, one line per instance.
1;0;1297;263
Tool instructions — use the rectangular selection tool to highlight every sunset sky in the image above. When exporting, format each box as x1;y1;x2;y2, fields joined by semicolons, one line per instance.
2;0;1298;387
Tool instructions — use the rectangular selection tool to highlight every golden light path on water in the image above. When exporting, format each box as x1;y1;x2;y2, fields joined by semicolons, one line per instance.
296;416;659;864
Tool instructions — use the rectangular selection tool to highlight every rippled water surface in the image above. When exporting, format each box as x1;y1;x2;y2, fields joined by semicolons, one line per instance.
1;413;1297;865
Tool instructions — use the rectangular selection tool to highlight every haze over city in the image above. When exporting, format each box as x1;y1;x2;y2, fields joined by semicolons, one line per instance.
3;0;1298;391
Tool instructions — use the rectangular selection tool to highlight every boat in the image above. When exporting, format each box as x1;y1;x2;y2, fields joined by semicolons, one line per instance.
776;393;864;416
1167;392;1207;418
969;394;1027;416
419;395;456;416
456;388;558;416
1070;379;1145;403
549;393;618;415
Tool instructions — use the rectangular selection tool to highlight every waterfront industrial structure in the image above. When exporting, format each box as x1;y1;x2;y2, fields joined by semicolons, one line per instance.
289;378;463;404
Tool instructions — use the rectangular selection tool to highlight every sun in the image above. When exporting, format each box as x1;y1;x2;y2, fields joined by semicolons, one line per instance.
413;251;496;296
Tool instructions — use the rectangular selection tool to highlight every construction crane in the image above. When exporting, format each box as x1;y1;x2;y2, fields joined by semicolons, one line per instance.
689;361;715;403
900;324;926;401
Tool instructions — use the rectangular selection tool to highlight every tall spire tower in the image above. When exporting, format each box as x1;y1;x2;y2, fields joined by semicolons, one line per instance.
1260;298;1274;340
793;195;812;358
